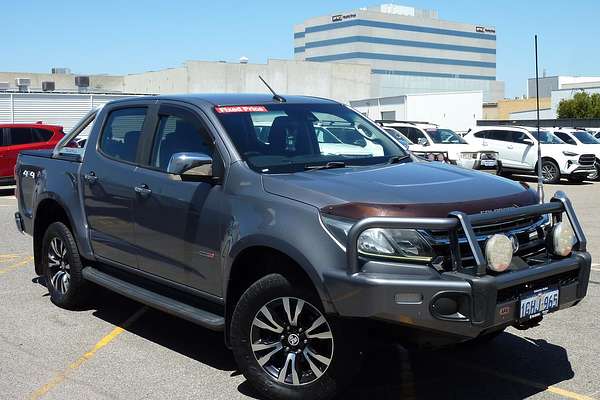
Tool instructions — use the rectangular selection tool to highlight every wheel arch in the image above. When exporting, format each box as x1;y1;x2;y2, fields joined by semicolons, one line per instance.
32;196;75;275
223;238;335;346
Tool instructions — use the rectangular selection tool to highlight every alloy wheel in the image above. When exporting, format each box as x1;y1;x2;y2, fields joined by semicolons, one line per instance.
47;237;71;294
250;297;334;386
542;163;558;183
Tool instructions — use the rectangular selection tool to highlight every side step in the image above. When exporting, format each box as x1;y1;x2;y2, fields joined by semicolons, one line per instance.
82;267;225;331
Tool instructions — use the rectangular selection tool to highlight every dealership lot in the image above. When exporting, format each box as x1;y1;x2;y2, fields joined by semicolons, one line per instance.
0;180;598;400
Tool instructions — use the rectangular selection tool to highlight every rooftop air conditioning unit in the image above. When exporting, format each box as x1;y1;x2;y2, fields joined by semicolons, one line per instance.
42;81;55;92
16;78;31;86
16;78;31;92
75;76;90;87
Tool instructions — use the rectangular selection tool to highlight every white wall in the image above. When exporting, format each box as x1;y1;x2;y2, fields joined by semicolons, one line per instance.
509;108;554;120
351;91;482;132
405;91;482;132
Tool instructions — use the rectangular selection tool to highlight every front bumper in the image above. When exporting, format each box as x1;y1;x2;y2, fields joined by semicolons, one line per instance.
324;251;590;339
324;191;591;340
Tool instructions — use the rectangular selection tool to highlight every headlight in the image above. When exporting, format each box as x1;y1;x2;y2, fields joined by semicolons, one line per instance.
562;151;578;157
460;152;477;159
357;228;434;260
320;215;434;261
485;234;513;272
551;221;576;256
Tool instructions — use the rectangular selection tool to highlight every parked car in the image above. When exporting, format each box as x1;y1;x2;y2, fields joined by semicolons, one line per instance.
550;128;600;180
379;121;498;169
15;95;592;400
465;126;597;184
383;127;450;162
0;123;65;185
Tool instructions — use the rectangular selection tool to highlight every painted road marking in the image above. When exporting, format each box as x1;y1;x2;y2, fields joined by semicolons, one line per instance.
0;256;34;275
0;254;24;259
29;307;147;400
455;360;595;400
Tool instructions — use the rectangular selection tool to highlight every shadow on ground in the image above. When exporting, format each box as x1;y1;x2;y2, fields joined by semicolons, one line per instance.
65;286;574;400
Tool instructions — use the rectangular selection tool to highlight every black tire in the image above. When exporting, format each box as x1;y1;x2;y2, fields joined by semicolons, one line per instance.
540;159;560;184
496;163;511;178
230;274;358;400
41;222;88;309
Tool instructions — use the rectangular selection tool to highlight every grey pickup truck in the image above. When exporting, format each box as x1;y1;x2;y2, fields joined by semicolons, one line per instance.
15;94;592;400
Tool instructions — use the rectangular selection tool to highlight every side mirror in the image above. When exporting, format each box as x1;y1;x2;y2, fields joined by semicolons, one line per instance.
167;152;213;177
417;137;429;146
522;139;534;146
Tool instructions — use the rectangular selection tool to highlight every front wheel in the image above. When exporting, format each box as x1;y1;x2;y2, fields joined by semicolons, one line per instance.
42;222;88;309
588;163;600;181
230;274;357;400
541;160;561;184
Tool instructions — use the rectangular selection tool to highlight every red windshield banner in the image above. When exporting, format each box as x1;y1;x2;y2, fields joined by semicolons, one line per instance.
214;105;268;113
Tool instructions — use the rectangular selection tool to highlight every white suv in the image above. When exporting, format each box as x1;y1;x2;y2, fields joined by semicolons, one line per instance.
550;128;600;180
465;126;597;183
380;122;498;169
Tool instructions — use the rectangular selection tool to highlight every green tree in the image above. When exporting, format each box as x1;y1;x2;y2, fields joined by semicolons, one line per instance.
557;91;600;118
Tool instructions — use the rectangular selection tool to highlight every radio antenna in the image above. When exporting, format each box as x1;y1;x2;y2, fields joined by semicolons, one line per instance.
535;35;544;203
259;75;286;103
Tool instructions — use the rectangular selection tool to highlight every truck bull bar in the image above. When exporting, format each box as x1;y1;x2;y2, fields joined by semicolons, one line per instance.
346;191;587;275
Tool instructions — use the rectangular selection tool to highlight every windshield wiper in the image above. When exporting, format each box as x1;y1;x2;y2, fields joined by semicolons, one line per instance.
304;161;347;171
387;154;411;164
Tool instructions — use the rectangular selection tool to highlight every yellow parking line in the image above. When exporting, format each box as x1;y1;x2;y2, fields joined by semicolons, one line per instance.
0;256;34;275
29;307;146;400
0;253;23;258
455;361;595;400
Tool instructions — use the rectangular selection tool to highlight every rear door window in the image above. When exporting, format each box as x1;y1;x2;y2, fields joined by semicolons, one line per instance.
99;108;147;163
402;127;426;144
8;128;35;145
487;130;512;142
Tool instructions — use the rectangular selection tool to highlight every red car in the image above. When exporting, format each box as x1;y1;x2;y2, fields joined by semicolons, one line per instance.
0;123;65;185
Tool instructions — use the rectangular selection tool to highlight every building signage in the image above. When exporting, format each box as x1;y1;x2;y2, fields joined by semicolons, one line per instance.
332;13;356;22
476;26;496;34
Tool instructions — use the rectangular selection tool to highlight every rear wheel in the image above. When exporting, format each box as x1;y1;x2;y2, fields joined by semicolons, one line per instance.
541;160;560;184
230;274;357;400
42;222;88;309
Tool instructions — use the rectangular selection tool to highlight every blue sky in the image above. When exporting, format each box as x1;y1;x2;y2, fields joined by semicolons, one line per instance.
2;0;598;97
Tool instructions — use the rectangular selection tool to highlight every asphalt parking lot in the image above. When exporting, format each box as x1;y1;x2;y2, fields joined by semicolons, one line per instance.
0;179;598;400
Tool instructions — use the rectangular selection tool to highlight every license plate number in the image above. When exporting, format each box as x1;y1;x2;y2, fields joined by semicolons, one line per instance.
519;287;559;319
481;159;496;166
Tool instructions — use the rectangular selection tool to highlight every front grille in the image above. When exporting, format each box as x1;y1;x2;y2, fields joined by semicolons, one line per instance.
480;152;496;160
426;215;548;271
579;154;596;166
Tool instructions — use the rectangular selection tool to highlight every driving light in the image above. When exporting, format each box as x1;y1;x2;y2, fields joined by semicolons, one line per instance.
485;234;513;272
552;221;576;256
460;152;477;159
562;151;578;157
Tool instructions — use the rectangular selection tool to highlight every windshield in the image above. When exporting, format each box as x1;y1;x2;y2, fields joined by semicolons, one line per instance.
573;131;600;144
426;128;467;144
384;128;410;147
215;103;407;173
531;131;564;144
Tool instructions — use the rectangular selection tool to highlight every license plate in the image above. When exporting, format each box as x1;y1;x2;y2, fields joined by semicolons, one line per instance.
481;159;496;167
519;286;559;319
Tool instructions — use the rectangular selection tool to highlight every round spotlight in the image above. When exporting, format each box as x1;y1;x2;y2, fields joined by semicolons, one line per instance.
485;234;513;272
552;221;576;256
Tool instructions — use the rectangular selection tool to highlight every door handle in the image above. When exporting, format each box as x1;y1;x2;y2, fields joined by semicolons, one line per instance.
134;184;152;197
507;145;514;149
83;172;98;184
